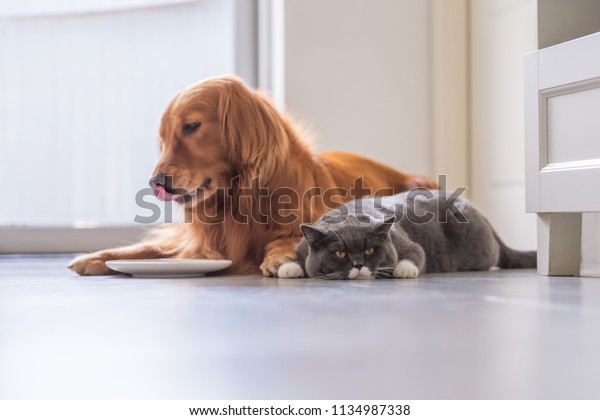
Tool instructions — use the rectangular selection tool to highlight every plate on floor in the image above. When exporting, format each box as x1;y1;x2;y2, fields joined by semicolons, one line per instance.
105;259;232;278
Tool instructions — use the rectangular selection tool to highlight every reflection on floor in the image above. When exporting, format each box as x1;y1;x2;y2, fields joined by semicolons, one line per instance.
1;255;599;399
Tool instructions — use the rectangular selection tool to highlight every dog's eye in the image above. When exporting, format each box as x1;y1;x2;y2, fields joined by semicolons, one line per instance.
364;248;375;256
335;251;346;259
182;121;201;135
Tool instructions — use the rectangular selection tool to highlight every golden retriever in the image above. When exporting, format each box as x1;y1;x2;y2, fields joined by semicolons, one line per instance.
69;75;437;276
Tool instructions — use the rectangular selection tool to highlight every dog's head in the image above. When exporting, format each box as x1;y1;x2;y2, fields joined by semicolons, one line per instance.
150;75;289;206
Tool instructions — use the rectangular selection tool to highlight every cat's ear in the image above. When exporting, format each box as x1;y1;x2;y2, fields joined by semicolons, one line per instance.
300;225;331;250
370;216;396;241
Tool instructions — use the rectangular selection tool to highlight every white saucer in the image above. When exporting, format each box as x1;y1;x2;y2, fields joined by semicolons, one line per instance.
105;259;232;278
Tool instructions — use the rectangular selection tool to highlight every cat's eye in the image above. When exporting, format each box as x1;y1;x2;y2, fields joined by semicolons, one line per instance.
182;121;201;135
364;248;375;256
335;251;346;259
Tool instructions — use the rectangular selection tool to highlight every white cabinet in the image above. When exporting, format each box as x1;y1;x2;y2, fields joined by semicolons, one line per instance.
525;32;600;275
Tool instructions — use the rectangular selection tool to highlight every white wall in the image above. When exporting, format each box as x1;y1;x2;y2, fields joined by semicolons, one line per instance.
283;0;433;176
469;0;538;250
430;0;469;192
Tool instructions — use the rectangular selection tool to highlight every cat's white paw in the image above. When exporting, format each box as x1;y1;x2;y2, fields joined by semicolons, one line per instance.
393;259;419;279
277;262;305;278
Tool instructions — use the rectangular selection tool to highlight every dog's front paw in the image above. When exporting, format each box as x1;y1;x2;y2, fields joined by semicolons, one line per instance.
277;262;305;278
260;253;294;277
393;259;419;279
68;252;118;276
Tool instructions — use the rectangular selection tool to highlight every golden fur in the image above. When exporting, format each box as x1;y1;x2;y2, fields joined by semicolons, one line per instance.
69;76;437;276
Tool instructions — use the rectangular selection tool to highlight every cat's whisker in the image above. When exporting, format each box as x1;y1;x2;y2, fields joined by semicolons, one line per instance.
313;270;350;280
323;272;348;280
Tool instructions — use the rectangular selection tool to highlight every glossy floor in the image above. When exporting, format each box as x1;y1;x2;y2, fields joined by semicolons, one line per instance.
1;255;600;399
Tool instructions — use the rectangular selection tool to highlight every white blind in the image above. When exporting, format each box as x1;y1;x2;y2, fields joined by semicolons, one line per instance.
0;0;236;227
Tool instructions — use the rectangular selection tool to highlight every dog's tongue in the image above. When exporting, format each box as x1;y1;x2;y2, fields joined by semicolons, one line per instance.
153;186;182;202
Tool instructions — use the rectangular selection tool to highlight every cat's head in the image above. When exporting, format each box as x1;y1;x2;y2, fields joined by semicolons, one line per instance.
300;215;398;279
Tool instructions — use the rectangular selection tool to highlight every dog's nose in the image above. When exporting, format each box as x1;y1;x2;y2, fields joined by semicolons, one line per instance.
149;173;167;189
354;263;364;269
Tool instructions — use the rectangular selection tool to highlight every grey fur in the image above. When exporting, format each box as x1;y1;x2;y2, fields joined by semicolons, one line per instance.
295;190;536;279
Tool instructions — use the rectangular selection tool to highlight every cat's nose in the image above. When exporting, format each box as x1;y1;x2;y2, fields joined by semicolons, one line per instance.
354;263;364;269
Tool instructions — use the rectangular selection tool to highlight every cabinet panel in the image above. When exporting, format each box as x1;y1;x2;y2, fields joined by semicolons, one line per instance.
547;85;600;164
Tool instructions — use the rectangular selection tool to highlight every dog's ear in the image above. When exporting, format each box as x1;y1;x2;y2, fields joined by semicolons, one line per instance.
218;78;289;180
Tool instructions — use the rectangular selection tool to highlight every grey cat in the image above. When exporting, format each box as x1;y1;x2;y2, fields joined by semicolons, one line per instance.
278;189;536;279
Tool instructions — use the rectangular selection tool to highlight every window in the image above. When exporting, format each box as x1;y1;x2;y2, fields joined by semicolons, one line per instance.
0;0;262;251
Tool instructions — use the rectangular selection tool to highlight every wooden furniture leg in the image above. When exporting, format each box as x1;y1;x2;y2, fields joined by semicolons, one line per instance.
537;213;582;276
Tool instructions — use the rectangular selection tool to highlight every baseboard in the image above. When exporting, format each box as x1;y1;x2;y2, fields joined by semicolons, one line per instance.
0;226;150;254
580;261;600;277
